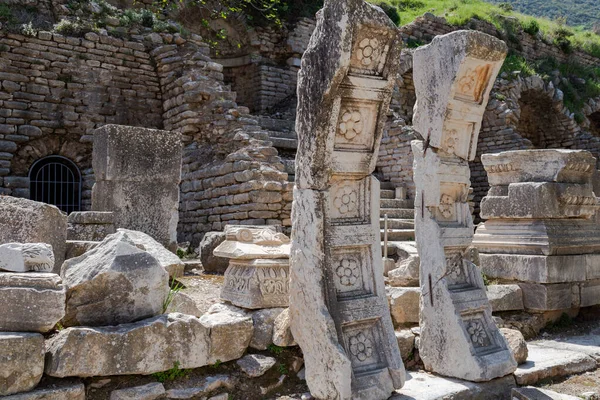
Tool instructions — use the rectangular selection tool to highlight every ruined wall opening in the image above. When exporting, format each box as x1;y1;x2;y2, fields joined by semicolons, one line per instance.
589;111;600;136
29;156;82;214
516;89;562;148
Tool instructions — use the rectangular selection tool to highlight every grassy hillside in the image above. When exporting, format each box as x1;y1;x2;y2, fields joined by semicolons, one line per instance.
372;0;600;58
485;0;600;30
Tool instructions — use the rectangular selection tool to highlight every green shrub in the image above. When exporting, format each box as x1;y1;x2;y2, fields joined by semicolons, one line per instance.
376;2;401;25
522;19;540;36
497;2;513;12
152;362;189;382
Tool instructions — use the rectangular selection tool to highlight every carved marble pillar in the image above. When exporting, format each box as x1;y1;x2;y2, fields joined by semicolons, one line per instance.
412;30;517;381
289;1;405;399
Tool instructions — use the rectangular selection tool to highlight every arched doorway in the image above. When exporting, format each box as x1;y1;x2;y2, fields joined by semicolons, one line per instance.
29;156;82;214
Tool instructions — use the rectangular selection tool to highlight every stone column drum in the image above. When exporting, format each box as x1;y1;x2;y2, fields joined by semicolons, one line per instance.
474;149;600;311
412;30;517;381
289;1;405;399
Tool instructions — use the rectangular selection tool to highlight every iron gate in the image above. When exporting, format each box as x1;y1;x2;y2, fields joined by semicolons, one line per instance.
29;156;82;214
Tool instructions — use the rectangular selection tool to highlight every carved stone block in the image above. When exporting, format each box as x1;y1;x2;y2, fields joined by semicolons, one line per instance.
221;259;289;309
0;243;54;273
412;31;516;382
290;1;405;398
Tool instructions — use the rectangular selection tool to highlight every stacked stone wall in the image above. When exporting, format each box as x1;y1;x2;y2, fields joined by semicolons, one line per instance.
152;39;290;246
0;30;162;210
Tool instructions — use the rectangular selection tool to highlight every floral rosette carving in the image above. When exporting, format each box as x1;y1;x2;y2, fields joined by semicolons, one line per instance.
356;38;381;67
338;110;363;141
349;331;373;362
334;186;358;215
336;257;360;287
467;320;489;347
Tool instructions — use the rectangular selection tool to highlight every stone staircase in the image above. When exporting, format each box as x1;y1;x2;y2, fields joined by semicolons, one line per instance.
380;182;415;257
259;116;297;182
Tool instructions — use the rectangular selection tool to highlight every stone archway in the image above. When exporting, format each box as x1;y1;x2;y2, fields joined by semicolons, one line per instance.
11;136;91;177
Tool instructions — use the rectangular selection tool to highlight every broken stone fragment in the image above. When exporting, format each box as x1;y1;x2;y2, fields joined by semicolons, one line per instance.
0;272;66;333
0;332;44;396
109;383;165;400
0;196;67;273
249;307;286;350
116;229;185;278
0;380;85;400
500;328;528;365
198;231;228;273
272;308;296;347
0;243;54;272
60;230;169;327
236;354;277;377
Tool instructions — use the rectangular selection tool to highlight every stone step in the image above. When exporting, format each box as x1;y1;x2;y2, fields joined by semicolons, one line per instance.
270;137;298;150
380;218;414;229
381;229;415;241
380;208;415;219
514;343;598;386
380;181;396;190
392;371;516;399
381;199;414;209
380;189;395;199
512;387;581;400
257;116;296;132
267;129;298;139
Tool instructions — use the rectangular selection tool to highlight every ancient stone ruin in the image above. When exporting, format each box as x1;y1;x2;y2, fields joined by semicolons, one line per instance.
2;0;600;399
474;149;600;311
289;1;405;399
412;30;517;381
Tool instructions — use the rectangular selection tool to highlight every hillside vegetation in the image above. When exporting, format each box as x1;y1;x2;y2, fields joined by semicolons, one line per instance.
485;0;600;30
372;0;600;58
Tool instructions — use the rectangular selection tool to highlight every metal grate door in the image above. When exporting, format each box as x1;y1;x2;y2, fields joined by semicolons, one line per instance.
29;156;82;214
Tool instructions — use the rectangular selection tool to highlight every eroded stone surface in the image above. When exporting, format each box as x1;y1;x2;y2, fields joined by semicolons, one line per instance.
486;285;524;312
1;380;85;400
237;354;277;378
110;383;165;400
0;196;67;273
0;332;44;396
0;272;65;333
0;243;54;273
61;230;169;327
290;1;405;398
46;309;251;378
387;287;420;325
198;232;228;273
249;307;286;350
512;387;580;400
412;30;515;382
92;124;182;251
500;328;528;365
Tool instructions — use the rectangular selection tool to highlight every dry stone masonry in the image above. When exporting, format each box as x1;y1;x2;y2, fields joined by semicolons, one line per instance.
412;30;517;381
91;124;182;251
215;225;290;309
290;1;405;399
474;149;600;311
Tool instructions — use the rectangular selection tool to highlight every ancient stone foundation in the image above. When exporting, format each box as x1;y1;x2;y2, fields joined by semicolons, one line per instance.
412;30;517;381
474;149;600;311
289;1;405;399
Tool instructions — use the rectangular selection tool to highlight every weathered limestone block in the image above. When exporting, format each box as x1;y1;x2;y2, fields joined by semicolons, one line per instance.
0;332;44;396
46;314;209;377
0;196;67;273
61;230;169;327
216;226;290;309
387;287;420;325
249;307;285;350
0;380;85;400
117;229;184;278
486;285;524;312
237;354;276;378
92;125;182;251
0;243;54;272
199;304;254;364
198;232;228;273
0;272;65;333
272;308;296;347
500;329;528;365
290;1;405;398
67;211;115;242
46;310;251;378
412;30;516;382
